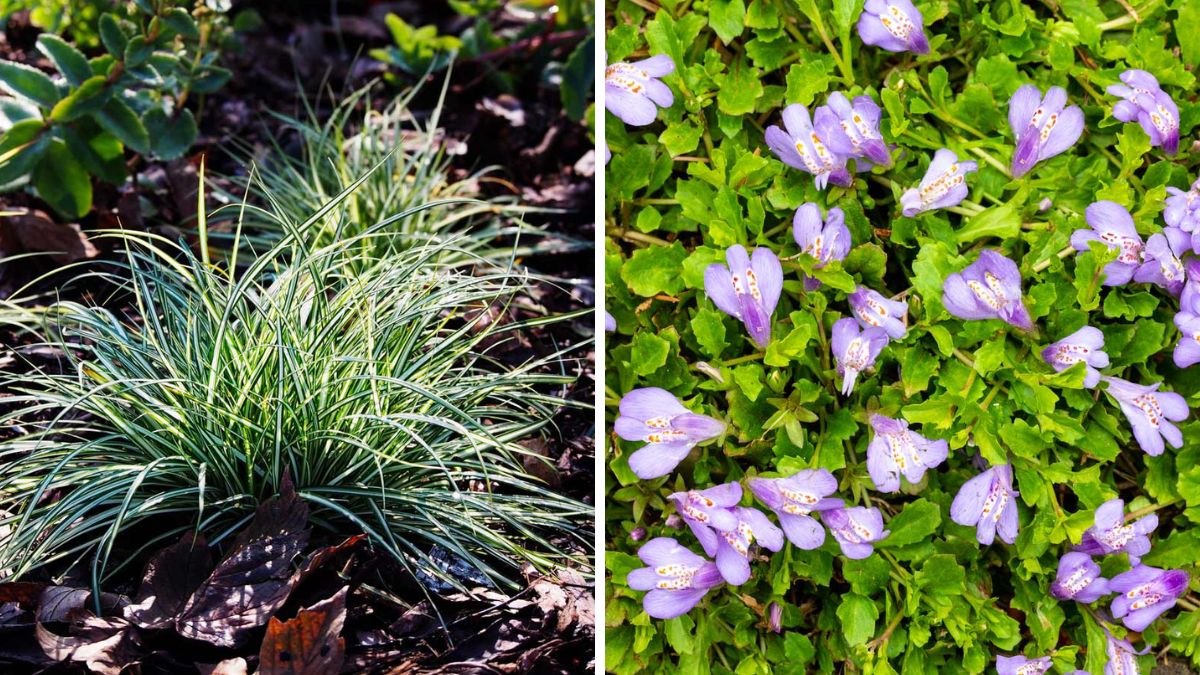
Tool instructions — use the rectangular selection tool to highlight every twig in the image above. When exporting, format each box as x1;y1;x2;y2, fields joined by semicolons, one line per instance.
466;29;588;64
867;610;906;652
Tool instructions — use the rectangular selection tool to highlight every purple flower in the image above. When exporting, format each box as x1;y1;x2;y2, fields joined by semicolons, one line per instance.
900;148;977;217
669;482;743;555
704;244;783;348
1165;175;1200;245
709;506;785;585
1041;326;1109;388
996;655;1052;675
821;506;889;559
748;469;843;550
950;463;1019;545
1182;258;1200;312
1049;552;1111;603
856;0;929;54
1008;85;1084;178
604;310;616;332
767;602;783;633
1134;228;1188;296
1075;498;1158;564
1174;311;1200;368
793;203;851;290
604;55;675;126
1102;376;1188;457
1109;564;1190;631
849;286;908;339
942;250;1034;330
627;537;723;619
866;414;948;493
1105;633;1148;675
1108;69;1180;155
831;317;889;396
813;92;892;167
765;104;853;190
615;388;726;479
1070;201;1145;286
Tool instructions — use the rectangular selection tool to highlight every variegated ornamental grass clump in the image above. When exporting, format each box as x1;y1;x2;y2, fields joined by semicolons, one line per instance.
604;0;1200;672
0;191;593;594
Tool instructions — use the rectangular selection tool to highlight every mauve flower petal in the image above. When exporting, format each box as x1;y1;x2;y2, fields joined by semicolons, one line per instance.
1176;316;1200;367
705;264;742;318
673;413;726;441
715;541;752;585
627;443;692;479
1040;104;1084;160
1008;85;1041;137
606;85;660;126
636;536;692;566
1112;99;1140;122
644;587;709;619
950;468;994;527
996;656;1051;675
778;513;826;549
634;54;676;78
857;13;909;52
743;507;785;552
793;203;825;250
765;124;809;171
752;247;784;317
627;567;660;591
813;104;856;156
619;387;689;421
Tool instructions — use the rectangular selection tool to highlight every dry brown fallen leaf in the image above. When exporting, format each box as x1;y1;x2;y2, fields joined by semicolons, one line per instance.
174;473;311;647
1;210;98;263
258;586;348;675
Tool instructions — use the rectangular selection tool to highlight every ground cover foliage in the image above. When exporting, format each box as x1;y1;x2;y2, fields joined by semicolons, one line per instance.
0;1;596;672
604;0;1200;672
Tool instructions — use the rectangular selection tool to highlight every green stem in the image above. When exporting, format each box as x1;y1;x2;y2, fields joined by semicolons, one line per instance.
720;352;765;367
804;6;853;84
878;549;911;582
1031;245;1076;274
969;147;1011;178
867;609;906;652
1126;498;1178;520
607;226;671;247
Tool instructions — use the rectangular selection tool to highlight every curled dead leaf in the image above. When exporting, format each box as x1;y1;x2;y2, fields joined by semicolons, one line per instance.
258;587;348;675
36;609;138;675
123;533;213;630
175;475;311;647
2;210;98;263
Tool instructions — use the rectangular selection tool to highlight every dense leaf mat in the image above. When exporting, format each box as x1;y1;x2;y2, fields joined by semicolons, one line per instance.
604;0;1200;672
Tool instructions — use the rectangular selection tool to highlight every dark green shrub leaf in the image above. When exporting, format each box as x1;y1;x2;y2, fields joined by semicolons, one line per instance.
0;61;61;108
36;35;92;87
93;98;150;154
143;108;197;160
162;8;200;39
98;14;129;57
33;138;93;218
48;76;111;122
0;118;52;186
